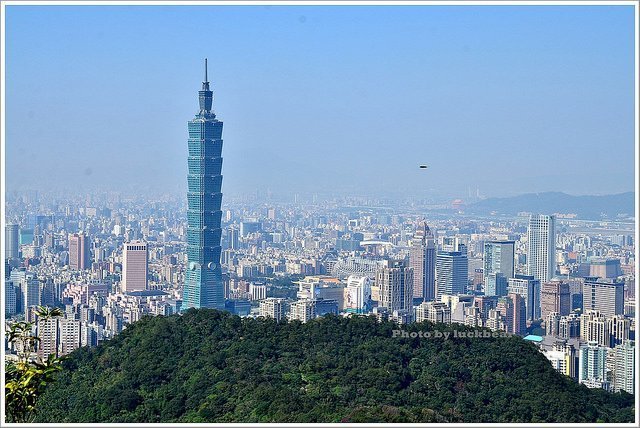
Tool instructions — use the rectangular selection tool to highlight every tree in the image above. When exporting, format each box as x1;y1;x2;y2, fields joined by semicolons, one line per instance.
5;306;65;423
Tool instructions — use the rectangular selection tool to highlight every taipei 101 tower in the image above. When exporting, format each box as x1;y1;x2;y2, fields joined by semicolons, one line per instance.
183;59;225;310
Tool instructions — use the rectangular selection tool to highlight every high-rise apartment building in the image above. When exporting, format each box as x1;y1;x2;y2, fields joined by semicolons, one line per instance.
5;224;19;259
583;277;624;317
37;317;59;359
613;340;635;394
581;310;610;348
122;241;148;293
578;341;610;390
183;60;225;310
68;232;90;271
409;222;436;302
376;259;414;313
543;340;577;379
415;301;451;324
259;298;285;321
527;214;556;282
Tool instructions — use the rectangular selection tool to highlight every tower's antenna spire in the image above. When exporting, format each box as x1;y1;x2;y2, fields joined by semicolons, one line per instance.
205;58;208;83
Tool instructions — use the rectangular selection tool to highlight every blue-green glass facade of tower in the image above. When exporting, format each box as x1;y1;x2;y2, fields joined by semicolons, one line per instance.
183;62;225;310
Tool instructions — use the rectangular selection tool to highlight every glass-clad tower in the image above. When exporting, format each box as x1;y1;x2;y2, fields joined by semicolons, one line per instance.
183;59;225;310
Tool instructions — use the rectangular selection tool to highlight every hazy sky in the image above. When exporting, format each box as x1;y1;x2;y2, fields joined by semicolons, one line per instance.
5;5;636;199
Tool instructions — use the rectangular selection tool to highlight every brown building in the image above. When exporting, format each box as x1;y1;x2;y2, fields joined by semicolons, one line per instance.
540;281;571;321
68;232;90;271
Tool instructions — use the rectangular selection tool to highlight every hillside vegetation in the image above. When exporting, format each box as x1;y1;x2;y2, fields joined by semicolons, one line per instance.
34;309;634;423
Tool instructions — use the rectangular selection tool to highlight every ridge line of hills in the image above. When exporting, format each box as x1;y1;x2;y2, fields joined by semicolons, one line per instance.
33;309;635;423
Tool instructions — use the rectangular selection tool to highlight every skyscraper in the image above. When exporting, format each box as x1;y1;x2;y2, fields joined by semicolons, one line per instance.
5;224;19;260
507;274;541;321
527;214;556;282
540;281;571;321
436;250;468;300
483;240;515;284
68;232;90;271
122;241;148;293
485;272;508;297
409;221;436;302
183;59;225;310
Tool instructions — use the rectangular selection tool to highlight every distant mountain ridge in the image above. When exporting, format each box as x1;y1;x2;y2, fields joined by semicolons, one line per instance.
467;191;634;220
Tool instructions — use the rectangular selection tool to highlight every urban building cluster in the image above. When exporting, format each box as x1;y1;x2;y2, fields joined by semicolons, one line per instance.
3;66;635;396
4;197;636;394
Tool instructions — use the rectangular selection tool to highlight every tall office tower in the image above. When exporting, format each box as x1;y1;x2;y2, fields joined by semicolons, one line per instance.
376;260;414;312
259;298;285;321
436;251;468;300
5;281;17;315
494;295;524;334
582;277;624;317
485;273;508;297
507;274;541;321
22;272;41;313
540;281;571;320
527;214;556;282
409;222;436;301
228;226;240;250
483;240;515;285
578;341;611;390
5;224;19;259
68;232;90;271
613;341;635;394
122;241;148;293
183;59;225;310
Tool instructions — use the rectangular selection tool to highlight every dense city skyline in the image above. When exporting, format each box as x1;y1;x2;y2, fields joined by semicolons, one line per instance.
2;2;637;424
4;5;636;198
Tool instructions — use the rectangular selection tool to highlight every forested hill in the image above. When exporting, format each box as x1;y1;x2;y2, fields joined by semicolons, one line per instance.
34;309;634;423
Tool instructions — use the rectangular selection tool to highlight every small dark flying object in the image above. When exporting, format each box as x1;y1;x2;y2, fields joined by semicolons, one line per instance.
419;165;428;169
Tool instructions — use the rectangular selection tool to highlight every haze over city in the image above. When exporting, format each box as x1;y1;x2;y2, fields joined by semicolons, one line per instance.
5;5;635;199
